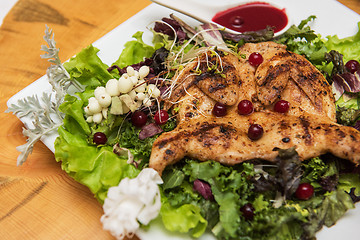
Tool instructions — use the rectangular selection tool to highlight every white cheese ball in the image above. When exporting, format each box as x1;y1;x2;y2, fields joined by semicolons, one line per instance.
84;105;92;115
139;66;150;79
102;108;108;119
126;66;135;77
147;84;161;98
143;97;152;107
92;112;103;124
133;70;140;79
94;86;107;99
118;76;134;94
88;97;102;114
152;88;161;98
129;76;139;85
86;116;93;123
106;79;121;96
134;80;146;93
97;93;112;108
135;92;146;101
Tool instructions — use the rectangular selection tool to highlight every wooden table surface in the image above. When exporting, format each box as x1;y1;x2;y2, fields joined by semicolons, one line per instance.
0;0;360;239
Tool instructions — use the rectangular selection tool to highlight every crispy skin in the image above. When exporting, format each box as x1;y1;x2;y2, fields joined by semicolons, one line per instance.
149;42;360;175
239;42;336;120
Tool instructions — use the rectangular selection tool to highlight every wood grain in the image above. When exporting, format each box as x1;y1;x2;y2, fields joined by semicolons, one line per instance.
338;0;360;13
0;0;359;240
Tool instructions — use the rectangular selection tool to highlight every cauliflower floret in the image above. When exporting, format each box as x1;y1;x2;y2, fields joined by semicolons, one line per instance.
100;168;163;240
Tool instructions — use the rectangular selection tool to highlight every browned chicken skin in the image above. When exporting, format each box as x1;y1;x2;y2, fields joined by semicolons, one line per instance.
149;42;360;175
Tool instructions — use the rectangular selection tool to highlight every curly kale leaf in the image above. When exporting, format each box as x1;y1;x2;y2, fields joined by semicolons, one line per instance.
275;15;327;64
336;105;360;126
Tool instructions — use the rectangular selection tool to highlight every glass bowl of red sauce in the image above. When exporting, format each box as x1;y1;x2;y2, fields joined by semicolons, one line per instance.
212;1;290;35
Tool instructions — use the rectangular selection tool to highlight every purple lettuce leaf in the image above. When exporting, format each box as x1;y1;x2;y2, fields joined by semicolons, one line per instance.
193;179;214;200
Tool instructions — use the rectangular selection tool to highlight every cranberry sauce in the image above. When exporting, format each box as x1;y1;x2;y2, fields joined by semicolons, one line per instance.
212;2;288;33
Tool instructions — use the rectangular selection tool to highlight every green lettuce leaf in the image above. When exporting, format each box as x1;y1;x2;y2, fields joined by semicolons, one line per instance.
55;89;140;203
112;31;163;68
275;15;327;64
162;160;255;238
160;154;359;240
162;168;185;190
209;183;240;238
58;94;91;135
160;199;207;238
64;45;113;88
336;95;359;109
151;29;175;50
302;189;355;237
325;22;360;63
301;157;338;190
55;126;139;203
338;173;360;195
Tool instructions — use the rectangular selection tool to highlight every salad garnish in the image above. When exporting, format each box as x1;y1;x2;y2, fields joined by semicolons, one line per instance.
5;26;77;166
6;13;360;240
101;168;163;240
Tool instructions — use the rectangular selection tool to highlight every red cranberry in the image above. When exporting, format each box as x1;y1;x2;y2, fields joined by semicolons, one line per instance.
131;110;148;127
274;100;290;113
93;132;107;145
295;183;314;200
240;203;255;220
248;124;263;140
345;60;360;73
154;110;169;125
212;102;227;117
238;100;253;115
249;52;263;67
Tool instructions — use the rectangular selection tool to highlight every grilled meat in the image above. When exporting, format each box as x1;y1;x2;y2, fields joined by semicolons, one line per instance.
149;42;360;175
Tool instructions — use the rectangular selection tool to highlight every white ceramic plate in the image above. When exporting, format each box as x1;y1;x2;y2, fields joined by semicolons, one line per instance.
6;0;360;239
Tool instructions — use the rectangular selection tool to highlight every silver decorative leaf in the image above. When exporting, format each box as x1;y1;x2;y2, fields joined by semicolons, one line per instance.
7;26;81;165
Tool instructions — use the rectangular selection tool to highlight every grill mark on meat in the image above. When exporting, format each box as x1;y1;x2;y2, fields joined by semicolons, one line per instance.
209;83;226;93
195;65;235;82
165;149;174;155
279;120;289;129
195;72;210;83
279;51;292;58
260;64;290;87
198;122;236;138
158;141;166;149
256;59;291;105
289;57;330;113
336;129;346;138
299;116;312;145
184;56;240;105
155;122;236;150
199;134;221;149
